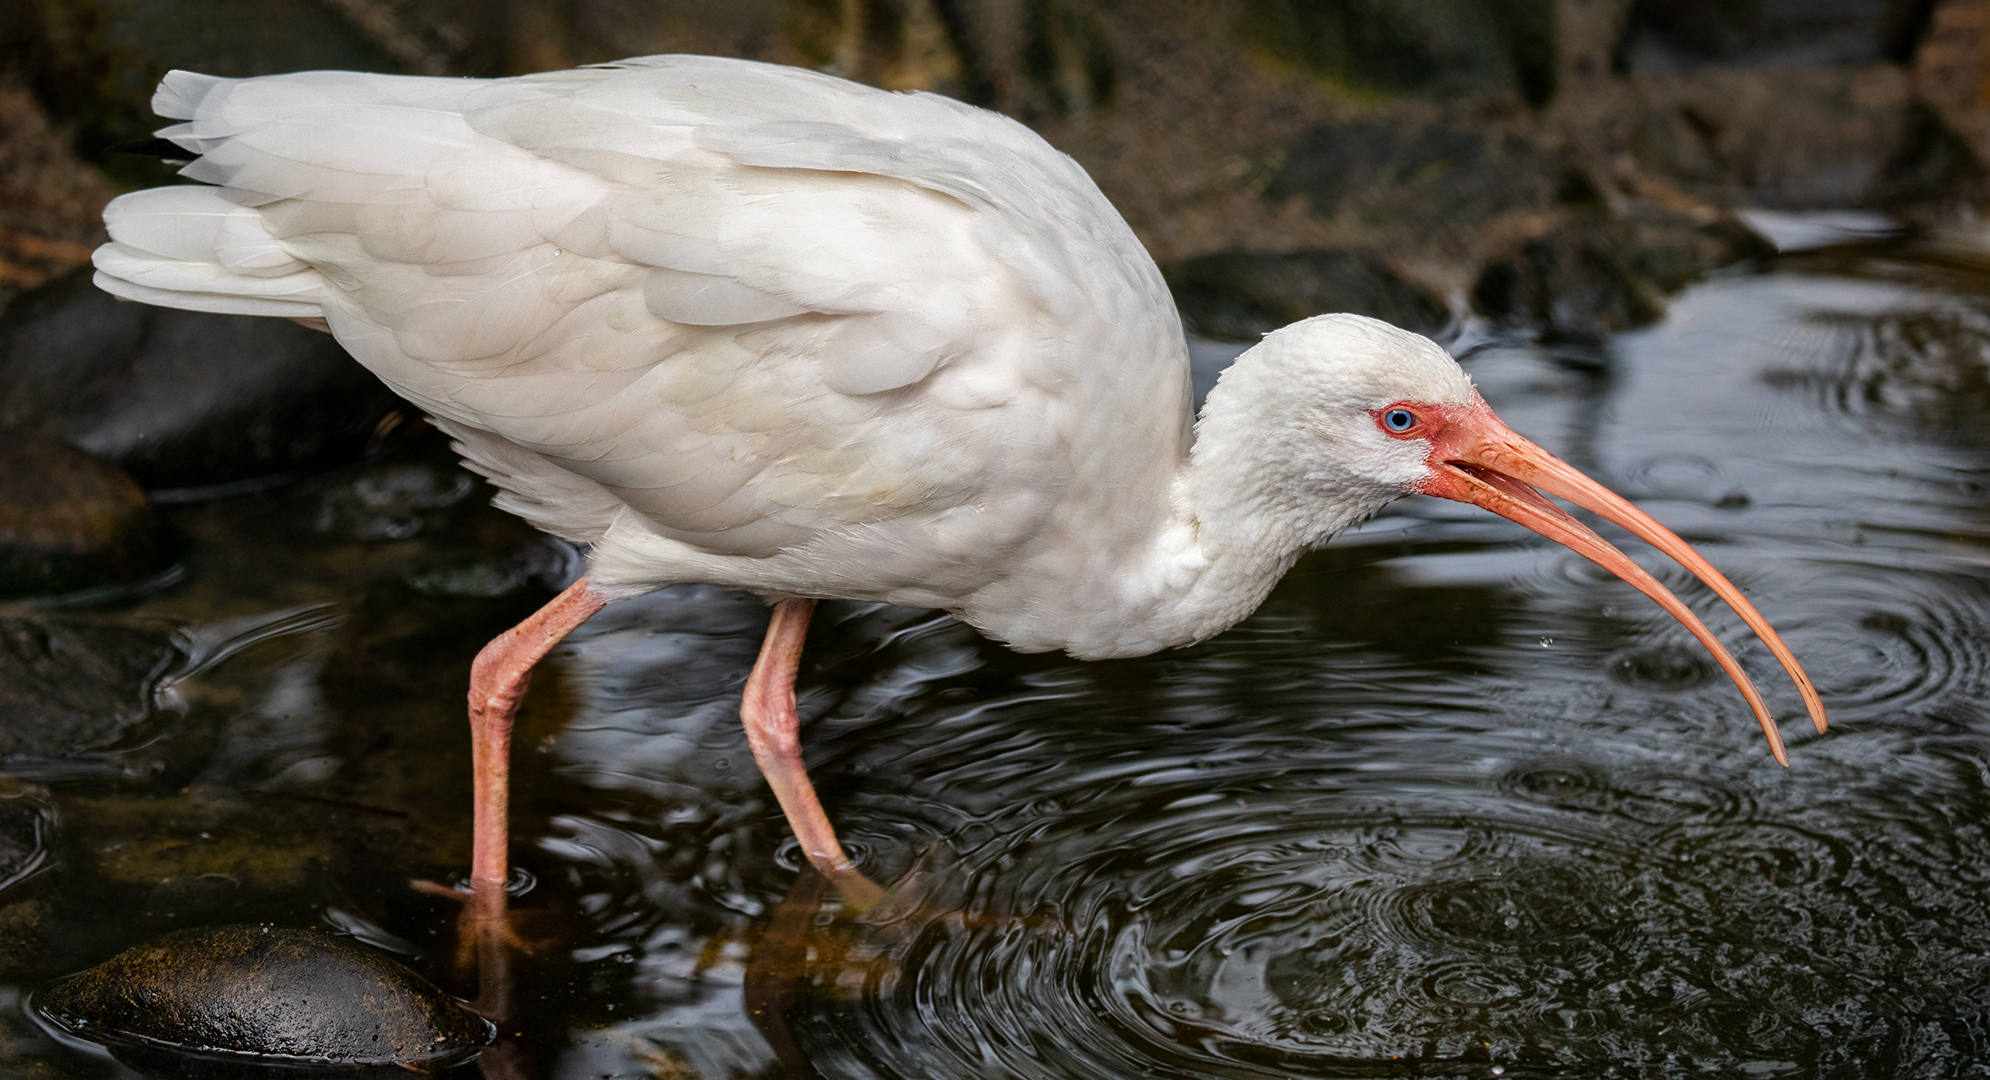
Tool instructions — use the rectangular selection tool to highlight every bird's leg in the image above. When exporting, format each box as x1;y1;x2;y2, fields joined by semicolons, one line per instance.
742;862;830;1079
741;599;886;908
454;576;606;961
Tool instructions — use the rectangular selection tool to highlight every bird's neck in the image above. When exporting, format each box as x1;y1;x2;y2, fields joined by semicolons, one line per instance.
1086;360;1393;658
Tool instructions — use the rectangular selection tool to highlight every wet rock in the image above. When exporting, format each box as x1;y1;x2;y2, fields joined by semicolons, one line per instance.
0;780;51;891
35;925;492;1075
1165;249;1450;341
0;781;53;978
1266;117;1588;232
0;437;163;597
1608;203;1781;291
1470;205;1774;338
0;269;408;493
0;614;178;771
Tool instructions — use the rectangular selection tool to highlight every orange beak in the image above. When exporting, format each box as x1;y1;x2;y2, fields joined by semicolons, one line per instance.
1411;397;1826;765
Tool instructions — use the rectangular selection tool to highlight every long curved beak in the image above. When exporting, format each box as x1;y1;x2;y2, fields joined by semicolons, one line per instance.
1414;398;1826;766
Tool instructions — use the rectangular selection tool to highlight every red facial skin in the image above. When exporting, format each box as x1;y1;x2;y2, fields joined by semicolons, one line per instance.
1371;397;1826;766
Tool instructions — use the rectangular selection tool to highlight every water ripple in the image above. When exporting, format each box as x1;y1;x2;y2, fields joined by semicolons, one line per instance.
407;252;1990;1078
1779;570;1990;723
787;740;1990;1077
1764;300;1990;446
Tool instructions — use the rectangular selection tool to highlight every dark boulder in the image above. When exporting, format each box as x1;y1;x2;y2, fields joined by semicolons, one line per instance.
1165;249;1450;341
35;925;492;1076
0;269;407;493
0;437;165;597
1609;204;1781;293
1471;205;1774;338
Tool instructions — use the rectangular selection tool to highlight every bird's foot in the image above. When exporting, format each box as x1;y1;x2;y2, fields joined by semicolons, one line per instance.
749;848;1042;1011
411;877;542;973
822;864;888;913
846;846;1061;939
817;846;944;936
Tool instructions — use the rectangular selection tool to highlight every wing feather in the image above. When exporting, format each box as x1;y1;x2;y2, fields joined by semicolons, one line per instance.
95;55;1189;576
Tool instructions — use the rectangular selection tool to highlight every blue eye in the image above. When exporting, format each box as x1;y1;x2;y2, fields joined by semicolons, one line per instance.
1384;409;1416;432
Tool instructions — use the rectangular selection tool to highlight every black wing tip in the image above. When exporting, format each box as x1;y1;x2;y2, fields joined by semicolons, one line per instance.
111;137;198;163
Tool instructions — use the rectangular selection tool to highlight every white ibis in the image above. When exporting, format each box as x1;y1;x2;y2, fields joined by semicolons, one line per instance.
92;55;1825;931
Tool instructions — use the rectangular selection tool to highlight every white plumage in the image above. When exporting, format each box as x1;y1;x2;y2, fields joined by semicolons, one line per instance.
98;55;1224;659
95;55;1821;934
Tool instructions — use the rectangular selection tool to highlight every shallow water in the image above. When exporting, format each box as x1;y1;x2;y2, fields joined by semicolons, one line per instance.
7;237;1990;1078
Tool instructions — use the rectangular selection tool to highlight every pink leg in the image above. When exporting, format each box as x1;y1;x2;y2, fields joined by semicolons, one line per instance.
742;599;885;907
459;577;607;951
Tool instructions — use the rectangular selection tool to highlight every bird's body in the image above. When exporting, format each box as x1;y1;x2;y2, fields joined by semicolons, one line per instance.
95;55;1823;970
99;56;1234;657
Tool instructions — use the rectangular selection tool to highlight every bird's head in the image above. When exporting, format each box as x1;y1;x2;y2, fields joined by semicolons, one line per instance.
1192;314;1824;763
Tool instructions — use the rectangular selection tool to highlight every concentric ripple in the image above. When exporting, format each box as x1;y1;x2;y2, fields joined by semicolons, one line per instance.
1763;301;1990;446
1773;569;1990;722
777;739;1990;1079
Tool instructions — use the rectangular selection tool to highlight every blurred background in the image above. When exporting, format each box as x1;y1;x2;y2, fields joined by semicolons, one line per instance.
4;0;1989;331
7;3;1990;1079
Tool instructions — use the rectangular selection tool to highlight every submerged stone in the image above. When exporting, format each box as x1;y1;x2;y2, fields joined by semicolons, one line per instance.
35;925;492;1074
69;792;338;897
0;780;52;898
0;614;177;769
0;437;163;597
0;780;51;979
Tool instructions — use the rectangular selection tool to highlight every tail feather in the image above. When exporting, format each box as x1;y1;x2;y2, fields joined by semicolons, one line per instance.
94;184;325;320
96;68;509;328
89;268;321;319
154;69;227;122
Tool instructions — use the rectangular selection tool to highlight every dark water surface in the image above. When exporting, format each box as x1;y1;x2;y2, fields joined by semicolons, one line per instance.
7;237;1990;1078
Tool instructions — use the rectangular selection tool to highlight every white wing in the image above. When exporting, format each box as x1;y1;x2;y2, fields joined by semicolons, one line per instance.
94;56;1190;624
